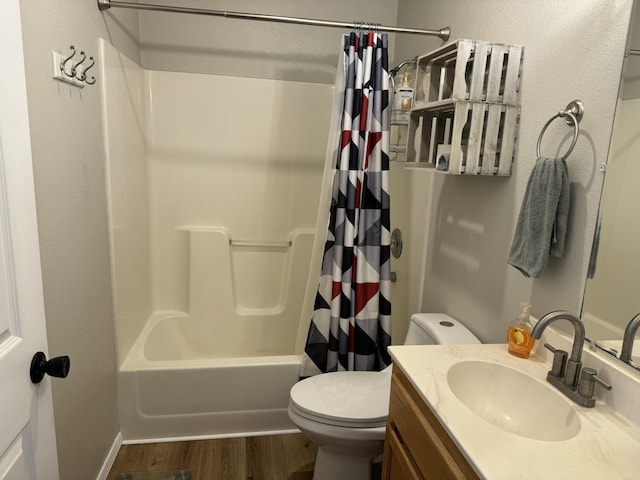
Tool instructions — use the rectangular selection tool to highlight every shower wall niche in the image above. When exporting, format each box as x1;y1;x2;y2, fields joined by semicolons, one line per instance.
100;40;333;365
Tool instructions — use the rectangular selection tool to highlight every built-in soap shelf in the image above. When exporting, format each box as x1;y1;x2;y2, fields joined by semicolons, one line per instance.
175;226;313;317
403;39;523;176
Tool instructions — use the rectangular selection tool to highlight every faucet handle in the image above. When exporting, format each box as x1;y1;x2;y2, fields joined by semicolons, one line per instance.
578;367;612;399
544;343;568;377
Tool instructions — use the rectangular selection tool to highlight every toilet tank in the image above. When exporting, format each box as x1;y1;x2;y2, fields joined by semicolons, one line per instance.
404;313;481;345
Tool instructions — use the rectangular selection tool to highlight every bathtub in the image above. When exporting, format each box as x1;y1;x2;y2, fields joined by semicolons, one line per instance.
118;313;302;442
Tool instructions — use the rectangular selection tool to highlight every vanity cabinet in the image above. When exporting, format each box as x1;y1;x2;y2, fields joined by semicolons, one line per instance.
382;367;480;480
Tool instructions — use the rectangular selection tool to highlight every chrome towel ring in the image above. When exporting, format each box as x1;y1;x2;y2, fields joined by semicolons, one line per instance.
536;100;584;161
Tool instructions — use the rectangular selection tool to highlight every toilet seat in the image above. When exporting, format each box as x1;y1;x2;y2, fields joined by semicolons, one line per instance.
290;371;391;428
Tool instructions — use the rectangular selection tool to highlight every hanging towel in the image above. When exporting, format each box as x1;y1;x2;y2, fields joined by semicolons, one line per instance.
508;157;570;278
586;213;602;279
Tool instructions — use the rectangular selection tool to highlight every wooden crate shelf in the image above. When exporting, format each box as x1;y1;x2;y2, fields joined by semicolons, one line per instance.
404;39;523;176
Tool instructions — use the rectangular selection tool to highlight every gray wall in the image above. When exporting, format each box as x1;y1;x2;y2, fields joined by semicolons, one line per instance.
18;0;140;478
623;3;640;99
138;0;398;83
394;0;632;342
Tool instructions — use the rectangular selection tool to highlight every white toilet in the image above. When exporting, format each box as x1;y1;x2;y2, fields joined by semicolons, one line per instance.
288;313;481;480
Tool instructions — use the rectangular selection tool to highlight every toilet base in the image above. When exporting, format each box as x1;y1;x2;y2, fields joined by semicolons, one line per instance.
313;443;383;480
288;405;385;480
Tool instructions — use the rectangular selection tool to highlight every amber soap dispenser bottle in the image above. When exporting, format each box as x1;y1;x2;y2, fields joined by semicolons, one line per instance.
507;302;535;358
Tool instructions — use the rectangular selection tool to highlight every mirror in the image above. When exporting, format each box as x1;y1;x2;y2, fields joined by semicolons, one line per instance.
581;9;640;367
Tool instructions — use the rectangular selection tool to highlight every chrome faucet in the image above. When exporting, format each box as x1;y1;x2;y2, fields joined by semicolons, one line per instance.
531;310;611;407
620;312;640;364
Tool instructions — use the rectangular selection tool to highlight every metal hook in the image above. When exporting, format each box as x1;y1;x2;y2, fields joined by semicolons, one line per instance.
77;56;95;82
84;57;96;85
70;51;86;78
60;45;77;78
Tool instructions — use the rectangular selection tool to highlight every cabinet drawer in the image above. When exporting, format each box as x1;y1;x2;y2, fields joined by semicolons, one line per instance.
388;369;480;480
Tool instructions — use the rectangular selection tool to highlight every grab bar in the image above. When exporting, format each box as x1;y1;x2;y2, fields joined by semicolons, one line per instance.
175;226;295;248
229;239;292;248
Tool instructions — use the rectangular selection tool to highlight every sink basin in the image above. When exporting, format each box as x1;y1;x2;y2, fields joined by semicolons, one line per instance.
447;360;581;441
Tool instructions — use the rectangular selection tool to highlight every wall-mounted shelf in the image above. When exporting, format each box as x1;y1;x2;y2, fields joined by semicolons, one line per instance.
404;39;523;176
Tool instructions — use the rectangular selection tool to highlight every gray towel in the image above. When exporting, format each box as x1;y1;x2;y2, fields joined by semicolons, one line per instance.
587;213;602;279
508;157;570;278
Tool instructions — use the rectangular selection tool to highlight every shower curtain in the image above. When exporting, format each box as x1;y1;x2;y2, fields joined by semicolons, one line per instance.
300;32;391;377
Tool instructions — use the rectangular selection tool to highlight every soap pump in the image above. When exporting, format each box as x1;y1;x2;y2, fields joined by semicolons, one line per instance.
393;71;414;114
507;302;535;358
399;71;414;112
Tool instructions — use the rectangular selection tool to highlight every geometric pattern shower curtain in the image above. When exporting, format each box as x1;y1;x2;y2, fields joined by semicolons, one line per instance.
300;32;392;378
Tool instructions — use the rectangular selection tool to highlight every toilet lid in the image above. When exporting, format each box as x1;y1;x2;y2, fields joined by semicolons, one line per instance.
290;371;391;428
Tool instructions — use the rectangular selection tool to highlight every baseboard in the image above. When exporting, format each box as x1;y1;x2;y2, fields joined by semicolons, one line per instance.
122;428;300;445
96;432;123;480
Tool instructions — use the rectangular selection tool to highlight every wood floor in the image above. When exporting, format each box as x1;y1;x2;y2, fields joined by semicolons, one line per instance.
107;433;317;480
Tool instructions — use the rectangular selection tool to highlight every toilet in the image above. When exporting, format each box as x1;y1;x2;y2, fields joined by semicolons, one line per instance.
288;313;481;480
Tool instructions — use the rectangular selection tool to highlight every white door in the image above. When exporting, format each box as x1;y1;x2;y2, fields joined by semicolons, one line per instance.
0;0;60;479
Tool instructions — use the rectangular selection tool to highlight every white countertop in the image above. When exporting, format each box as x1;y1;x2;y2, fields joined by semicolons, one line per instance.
389;344;640;480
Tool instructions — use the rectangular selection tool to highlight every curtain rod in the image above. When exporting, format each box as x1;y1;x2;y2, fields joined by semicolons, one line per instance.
97;0;451;40
628;49;640;57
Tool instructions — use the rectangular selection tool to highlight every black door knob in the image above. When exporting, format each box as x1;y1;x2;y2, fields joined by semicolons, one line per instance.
30;351;70;384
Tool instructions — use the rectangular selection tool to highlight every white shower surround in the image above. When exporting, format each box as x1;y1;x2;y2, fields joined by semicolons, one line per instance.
99;39;334;439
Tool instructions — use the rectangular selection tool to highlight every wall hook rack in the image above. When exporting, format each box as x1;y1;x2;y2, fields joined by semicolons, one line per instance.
52;45;96;88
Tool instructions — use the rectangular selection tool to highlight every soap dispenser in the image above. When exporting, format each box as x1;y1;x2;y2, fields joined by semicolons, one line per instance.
507;302;535;358
391;72;413;123
393;71;414;115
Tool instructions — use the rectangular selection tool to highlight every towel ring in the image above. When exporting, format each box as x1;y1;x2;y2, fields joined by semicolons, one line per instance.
536;100;584;161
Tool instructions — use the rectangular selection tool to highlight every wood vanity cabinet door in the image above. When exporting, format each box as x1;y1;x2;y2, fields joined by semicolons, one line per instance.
382;367;480;480
382;424;423;480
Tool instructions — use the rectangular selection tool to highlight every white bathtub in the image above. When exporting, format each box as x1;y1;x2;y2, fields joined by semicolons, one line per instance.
118;313;302;442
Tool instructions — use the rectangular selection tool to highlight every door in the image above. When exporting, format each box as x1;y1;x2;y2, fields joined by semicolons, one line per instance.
0;0;60;478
